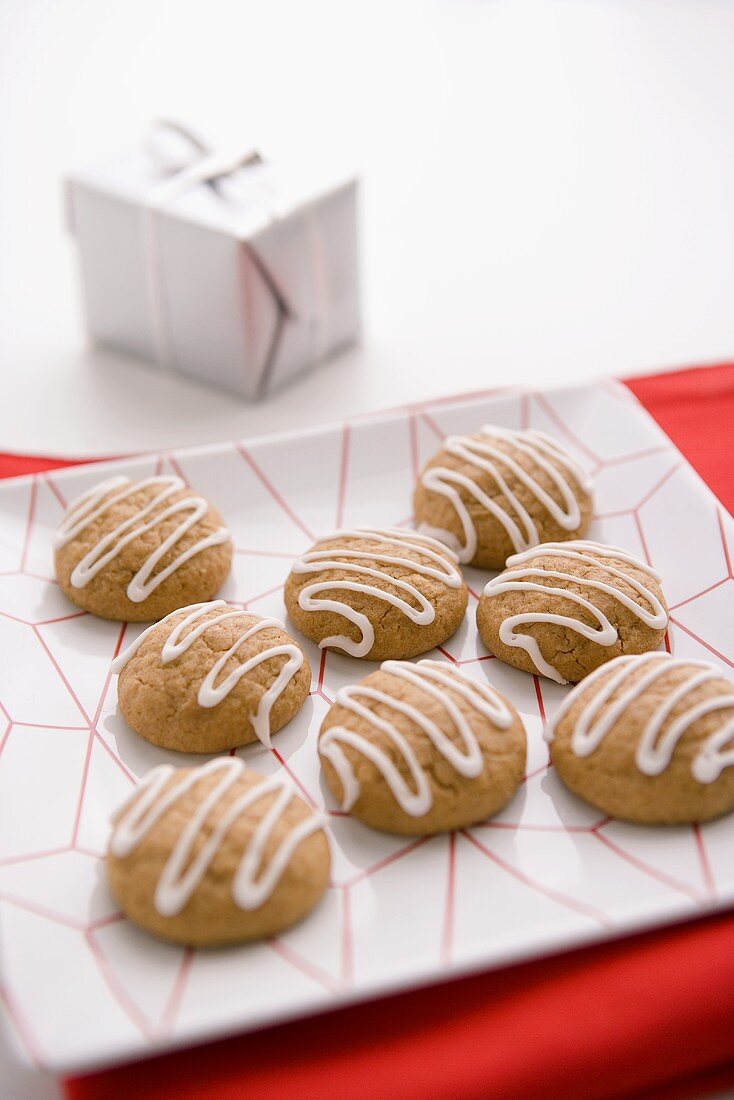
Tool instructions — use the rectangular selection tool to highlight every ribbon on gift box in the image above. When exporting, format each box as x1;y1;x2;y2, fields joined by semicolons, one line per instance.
141;119;329;397
144;119;265;204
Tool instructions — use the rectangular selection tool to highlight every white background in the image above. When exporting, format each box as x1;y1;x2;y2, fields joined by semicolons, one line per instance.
1;1;734;1096
1;0;734;458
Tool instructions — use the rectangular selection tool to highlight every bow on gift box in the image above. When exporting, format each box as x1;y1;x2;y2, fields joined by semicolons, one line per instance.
142;119;323;397
144;119;265;204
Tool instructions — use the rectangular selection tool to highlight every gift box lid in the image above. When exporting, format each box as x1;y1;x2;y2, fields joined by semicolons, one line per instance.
66;147;357;242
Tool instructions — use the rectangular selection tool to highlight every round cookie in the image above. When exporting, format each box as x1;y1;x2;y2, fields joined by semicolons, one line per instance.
413;425;594;569
107;758;330;946
54;474;232;622
318;658;526;835
476;540;668;684
284;527;468;661
113;601;311;753
546;652;734;824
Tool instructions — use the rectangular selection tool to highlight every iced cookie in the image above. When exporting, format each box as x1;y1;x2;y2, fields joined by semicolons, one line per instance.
414;425;594;569
54;474;232;622
107;758;330;946
284;527;468;661
476;540;668;684
113;601;311;753
546;652;734;824
319;659;526;834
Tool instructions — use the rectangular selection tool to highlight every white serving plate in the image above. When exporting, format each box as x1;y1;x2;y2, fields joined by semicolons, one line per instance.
1;380;733;1074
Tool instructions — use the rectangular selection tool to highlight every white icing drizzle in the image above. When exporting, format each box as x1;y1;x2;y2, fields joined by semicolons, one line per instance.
112;600;304;748
291;527;463;658
109;758;324;916
319;659;514;816
482;540;669;684
54;475;231;603
545;652;734;784
419;426;594;563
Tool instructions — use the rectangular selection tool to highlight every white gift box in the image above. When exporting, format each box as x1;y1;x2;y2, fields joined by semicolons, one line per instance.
65;124;360;399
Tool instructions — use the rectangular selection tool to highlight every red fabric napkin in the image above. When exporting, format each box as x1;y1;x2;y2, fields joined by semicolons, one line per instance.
624;362;734;515
5;363;733;1100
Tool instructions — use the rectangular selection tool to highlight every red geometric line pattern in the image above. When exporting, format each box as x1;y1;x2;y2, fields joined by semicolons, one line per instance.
0;381;731;1072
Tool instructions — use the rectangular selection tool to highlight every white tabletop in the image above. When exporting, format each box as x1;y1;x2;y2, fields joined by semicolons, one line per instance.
2;0;734;1096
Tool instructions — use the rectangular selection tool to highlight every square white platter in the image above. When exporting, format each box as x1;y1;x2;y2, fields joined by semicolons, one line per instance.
1;379;733;1074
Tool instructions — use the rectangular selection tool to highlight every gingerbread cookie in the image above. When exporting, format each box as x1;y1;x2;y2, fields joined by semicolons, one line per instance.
546;652;734;824
319;659;526;834
113;601;311;753
54;475;232;622
476;540;668;684
414;425;594;569
107;758;330;946
284;527;468;661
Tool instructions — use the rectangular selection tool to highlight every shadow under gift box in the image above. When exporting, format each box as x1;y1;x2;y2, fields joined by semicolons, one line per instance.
65;147;360;400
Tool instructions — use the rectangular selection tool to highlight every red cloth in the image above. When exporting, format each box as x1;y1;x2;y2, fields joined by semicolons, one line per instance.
625;362;734;515
5;363;732;1100
0;453;97;478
